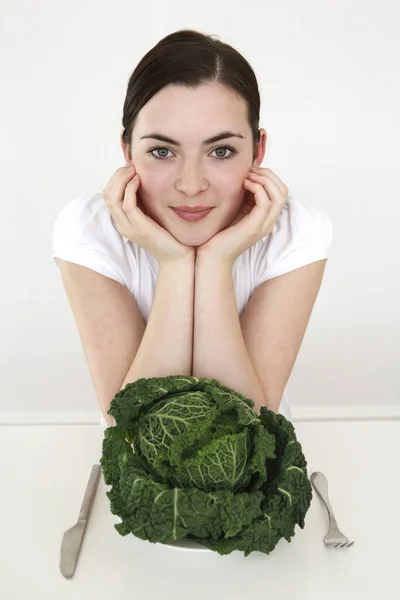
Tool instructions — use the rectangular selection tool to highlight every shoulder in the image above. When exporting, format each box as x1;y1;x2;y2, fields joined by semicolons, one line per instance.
52;191;130;246
273;194;333;243
252;195;334;282
52;191;135;287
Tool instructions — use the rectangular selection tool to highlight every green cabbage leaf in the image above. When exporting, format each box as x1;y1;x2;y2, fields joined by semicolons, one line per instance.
100;375;312;556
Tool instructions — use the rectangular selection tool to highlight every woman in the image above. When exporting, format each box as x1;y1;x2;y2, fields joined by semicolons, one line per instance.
52;29;333;427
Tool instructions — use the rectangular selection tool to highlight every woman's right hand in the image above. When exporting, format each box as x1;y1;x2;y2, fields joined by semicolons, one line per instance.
102;164;195;264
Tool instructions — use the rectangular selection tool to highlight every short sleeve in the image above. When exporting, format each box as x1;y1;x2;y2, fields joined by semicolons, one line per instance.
254;197;333;285
52;193;132;287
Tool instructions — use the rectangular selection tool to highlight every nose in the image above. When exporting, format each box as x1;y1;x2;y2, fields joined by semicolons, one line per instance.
175;163;208;196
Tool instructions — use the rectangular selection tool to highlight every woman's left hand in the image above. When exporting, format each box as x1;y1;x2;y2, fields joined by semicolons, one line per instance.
197;166;289;265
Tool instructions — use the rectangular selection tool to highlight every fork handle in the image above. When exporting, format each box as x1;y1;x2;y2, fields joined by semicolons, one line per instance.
310;471;340;530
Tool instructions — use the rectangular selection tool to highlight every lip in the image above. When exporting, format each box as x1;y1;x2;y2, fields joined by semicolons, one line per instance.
171;207;214;222
172;206;213;212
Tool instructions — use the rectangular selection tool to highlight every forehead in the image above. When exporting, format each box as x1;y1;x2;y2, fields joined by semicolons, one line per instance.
135;83;249;136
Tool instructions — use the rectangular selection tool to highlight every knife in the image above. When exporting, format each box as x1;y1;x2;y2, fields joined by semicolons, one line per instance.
60;463;102;579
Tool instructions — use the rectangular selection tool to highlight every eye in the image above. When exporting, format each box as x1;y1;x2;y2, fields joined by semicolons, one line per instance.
147;147;173;160
211;146;236;160
147;146;237;161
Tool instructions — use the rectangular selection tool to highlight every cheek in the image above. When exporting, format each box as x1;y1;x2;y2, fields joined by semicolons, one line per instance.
219;166;247;190
223;179;247;207
138;166;169;191
134;176;168;221
134;169;161;201
137;188;157;215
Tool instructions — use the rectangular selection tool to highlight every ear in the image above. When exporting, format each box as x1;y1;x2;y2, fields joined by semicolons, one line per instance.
120;129;132;164
253;128;267;167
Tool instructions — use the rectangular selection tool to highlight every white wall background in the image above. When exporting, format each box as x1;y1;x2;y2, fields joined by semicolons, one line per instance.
1;0;399;424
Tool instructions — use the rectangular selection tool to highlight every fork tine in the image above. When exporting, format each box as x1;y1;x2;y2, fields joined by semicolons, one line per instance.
333;541;354;548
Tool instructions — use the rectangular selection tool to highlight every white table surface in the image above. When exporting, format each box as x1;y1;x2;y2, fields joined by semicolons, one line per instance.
0;420;398;600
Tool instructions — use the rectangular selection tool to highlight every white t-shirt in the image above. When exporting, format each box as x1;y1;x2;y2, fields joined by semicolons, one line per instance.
52;191;334;421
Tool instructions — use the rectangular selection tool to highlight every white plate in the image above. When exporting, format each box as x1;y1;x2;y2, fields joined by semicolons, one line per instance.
115;517;211;551
160;538;212;552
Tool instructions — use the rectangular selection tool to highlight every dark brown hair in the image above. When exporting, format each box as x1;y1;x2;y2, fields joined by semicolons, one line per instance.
121;29;261;161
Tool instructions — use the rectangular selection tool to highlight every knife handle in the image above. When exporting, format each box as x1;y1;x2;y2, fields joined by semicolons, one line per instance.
78;464;102;522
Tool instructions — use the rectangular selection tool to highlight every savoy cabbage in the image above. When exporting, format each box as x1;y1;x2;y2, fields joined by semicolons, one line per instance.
100;375;312;556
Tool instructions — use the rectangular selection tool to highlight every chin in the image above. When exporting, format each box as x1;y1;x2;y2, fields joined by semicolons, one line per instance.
174;230;216;247
164;211;221;244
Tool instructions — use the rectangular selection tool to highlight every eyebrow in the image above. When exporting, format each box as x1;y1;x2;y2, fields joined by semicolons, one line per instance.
140;131;245;146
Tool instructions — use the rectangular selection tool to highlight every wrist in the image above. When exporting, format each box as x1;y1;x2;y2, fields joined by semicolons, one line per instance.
159;250;195;270
195;246;234;269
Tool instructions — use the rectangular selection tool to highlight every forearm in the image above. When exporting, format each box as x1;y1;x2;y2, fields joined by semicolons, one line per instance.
121;255;195;387
192;251;268;414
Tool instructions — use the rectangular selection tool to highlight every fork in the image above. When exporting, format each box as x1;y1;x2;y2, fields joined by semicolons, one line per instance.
310;471;355;548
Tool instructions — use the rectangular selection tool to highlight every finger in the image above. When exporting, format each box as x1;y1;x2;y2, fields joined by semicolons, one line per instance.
243;178;284;225
103;165;136;197
104;166;137;209
242;190;255;209
247;172;287;207
135;188;147;213
250;167;289;197
108;172;141;232
121;175;142;221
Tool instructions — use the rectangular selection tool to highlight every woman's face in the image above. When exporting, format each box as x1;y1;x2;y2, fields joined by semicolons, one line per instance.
121;82;266;247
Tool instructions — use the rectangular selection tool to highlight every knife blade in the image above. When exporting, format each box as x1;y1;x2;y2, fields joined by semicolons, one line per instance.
60;463;102;579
